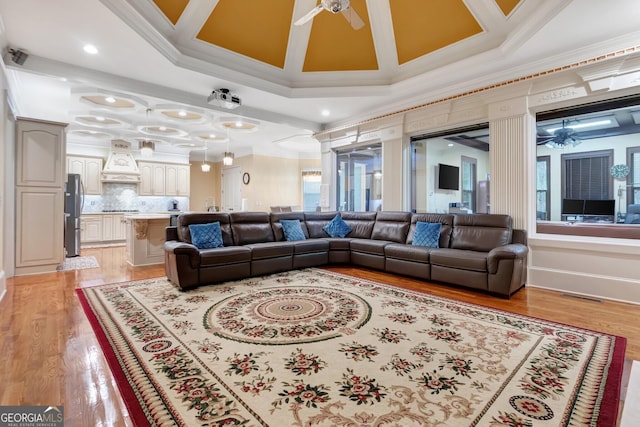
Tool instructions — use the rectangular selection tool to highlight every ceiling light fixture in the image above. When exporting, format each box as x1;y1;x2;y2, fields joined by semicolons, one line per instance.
105;96;116;103
140;140;155;157
223;128;234;166
544;120;582;149
83;44;98;54
201;145;211;172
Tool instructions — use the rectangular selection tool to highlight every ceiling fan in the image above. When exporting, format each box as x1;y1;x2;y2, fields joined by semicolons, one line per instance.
537;120;582;148
294;0;365;30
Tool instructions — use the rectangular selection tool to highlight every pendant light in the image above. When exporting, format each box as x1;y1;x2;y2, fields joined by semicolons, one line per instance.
201;143;210;172
223;127;234;165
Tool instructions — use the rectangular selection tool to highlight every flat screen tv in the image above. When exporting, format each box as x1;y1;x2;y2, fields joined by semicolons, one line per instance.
438;163;459;190
584;199;615;216
561;199;585;215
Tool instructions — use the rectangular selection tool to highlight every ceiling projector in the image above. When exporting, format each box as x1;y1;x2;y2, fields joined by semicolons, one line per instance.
207;88;241;109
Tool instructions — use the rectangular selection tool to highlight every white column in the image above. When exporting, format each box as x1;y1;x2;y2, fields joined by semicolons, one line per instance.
488;99;535;230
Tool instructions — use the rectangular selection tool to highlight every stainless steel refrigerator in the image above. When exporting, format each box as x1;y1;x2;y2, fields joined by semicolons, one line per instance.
64;173;84;257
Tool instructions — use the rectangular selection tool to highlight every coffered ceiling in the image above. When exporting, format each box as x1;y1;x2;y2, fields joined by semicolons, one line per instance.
2;0;640;161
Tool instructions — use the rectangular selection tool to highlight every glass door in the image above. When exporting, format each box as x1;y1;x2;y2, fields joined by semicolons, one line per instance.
336;143;382;211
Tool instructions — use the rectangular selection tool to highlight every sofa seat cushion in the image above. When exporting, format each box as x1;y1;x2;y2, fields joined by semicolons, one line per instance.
350;239;390;255
246;241;294;260
429;248;488;272
325;238;352;251
291;239;329;254
385;243;431;263
200;246;252;267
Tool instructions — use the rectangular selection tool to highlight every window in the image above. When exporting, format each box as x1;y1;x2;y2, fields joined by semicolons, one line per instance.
461;156;477;212
562;150;613;200
410;124;489;213
536;156;550;220
627;147;640;204
301;170;321;211
536;95;640;237
336;143;382;211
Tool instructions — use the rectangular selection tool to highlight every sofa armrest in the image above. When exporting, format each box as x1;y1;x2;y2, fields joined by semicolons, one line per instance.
487;243;528;274
164;240;201;269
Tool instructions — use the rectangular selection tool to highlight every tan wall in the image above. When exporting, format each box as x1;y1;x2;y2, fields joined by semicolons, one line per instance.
189;161;221;212
190;154;320;213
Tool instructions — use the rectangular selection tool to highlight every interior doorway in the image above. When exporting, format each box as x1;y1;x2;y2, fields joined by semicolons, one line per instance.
221;166;242;212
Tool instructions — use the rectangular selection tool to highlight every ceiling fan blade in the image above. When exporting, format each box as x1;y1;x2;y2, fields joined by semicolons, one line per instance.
341;7;365;30
294;5;324;26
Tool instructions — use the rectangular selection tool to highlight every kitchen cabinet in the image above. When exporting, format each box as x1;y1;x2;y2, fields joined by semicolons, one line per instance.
15;118;67;275
138;161;190;196
81;215;103;243
102;214;126;241
67;155;103;195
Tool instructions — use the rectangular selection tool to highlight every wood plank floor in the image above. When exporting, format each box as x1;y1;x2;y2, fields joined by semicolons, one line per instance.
0;245;637;426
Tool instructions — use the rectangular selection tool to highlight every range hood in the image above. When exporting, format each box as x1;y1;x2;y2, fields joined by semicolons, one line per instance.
101;140;141;183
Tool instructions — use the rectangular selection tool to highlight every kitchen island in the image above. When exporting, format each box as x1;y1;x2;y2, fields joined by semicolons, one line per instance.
124;212;175;266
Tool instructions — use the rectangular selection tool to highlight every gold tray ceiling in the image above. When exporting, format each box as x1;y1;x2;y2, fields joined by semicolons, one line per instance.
151;0;520;75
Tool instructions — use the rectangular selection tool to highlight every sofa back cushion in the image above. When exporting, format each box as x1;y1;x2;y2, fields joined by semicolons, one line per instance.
304;212;342;238
408;214;454;248
371;211;411;243
177;213;234;247
451;214;512;252
230;212;275;245
340;211;377;239
271;212;309;241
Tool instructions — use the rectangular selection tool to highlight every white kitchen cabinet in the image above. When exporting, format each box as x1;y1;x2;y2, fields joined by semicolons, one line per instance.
107;213;126;241
176;164;190;196
15;118;67;275
66;155;103;195
81;215;103;243
15;187;65;268
138;161;189;196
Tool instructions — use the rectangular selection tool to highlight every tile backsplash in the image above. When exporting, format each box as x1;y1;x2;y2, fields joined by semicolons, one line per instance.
83;183;189;213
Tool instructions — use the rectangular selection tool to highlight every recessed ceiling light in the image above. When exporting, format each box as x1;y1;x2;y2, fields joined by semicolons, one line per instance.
448;143;454;147
105;96;116;103
96;116;105;122
235;120;243;128
178;110;187;117
83;44;98;54
159;126;167;131
321;109;330;117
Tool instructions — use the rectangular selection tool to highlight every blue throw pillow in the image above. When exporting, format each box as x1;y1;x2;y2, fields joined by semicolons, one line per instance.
323;214;352;238
281;219;306;241
412;221;441;248
189;222;224;249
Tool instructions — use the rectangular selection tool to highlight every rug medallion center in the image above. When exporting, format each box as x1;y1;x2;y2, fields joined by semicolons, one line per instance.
205;286;371;344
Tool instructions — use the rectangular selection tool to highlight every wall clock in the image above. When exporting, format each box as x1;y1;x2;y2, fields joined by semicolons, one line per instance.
242;172;250;185
610;164;630;179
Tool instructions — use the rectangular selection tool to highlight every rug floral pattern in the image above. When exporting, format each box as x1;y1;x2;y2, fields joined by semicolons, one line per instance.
78;269;622;426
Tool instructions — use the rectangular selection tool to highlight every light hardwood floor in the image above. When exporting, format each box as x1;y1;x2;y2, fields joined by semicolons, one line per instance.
0;245;637;426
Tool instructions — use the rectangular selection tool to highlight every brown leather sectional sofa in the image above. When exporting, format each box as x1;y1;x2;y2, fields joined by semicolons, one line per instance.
164;211;528;297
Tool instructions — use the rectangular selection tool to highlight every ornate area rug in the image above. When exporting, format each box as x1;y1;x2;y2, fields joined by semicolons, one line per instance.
76;269;625;426
57;255;99;271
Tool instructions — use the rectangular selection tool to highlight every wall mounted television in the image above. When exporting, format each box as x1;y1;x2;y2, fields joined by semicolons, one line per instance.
437;163;460;190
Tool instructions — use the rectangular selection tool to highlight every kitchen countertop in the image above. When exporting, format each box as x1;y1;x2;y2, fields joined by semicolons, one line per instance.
124;212;182;220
